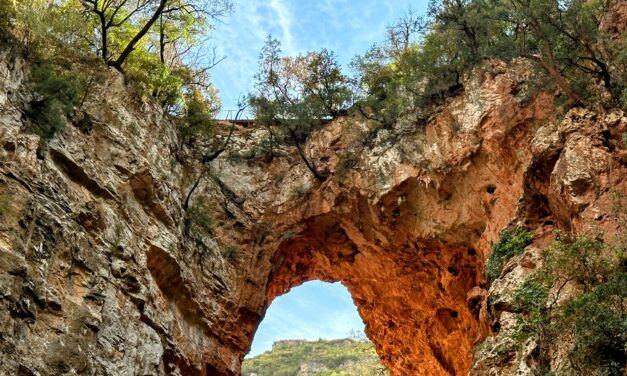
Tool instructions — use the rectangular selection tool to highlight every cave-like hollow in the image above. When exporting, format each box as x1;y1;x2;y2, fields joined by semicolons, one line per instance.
246;210;486;376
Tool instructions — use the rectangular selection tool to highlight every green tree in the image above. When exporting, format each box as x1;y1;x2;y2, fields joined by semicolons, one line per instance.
511;233;626;374
79;0;232;70
249;36;351;181
0;0;15;41
436;0;622;105
355;0;625;127
11;0;91;58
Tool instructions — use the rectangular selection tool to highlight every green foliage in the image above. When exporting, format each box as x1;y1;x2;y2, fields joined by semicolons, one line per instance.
621;88;627;112
126;51;182;106
242;339;388;376
353;0;626;128
487;227;533;282
510;233;626;375
335;152;359;181
11;0;91;59
515;68;554;107
178;89;218;145
351;46;406;127
5;0;228;117
250;37;351;137
0;192;10;220
564;269;626;375
0;0;15;43
26;62;85;155
249;37;351;179
252;134;283;161
185;196;212;235
511;277;552;346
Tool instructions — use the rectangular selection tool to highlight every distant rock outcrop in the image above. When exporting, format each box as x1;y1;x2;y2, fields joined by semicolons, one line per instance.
243;338;386;376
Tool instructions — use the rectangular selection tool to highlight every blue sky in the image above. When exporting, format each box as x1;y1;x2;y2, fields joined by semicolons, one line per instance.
248;281;365;357
210;0;428;115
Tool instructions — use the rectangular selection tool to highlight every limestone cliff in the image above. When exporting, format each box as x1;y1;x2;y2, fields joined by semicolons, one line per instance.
0;49;625;376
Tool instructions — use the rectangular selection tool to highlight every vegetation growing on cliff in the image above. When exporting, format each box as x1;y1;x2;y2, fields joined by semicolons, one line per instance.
486;227;534;282
25;62;85;156
1;0;625;181
242;0;626;178
248;37;351;181
2;0;231;120
351;0;627;125
242;338;388;376
509;233;626;375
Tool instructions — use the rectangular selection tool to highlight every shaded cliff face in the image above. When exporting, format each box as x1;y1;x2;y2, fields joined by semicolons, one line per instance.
0;52;625;376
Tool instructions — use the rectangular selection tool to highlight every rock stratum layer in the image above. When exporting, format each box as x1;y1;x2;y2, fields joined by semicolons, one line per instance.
0;53;625;376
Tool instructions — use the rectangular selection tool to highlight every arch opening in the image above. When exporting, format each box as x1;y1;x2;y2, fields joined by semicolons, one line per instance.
247;281;368;358
242;280;390;375
247;208;486;376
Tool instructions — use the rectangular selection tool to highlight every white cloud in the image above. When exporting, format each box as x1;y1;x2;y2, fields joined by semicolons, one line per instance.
269;0;296;54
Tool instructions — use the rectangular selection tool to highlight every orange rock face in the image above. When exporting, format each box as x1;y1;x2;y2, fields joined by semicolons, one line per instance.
211;62;625;376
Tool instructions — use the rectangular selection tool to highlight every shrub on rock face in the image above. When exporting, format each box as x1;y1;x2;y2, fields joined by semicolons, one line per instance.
184;196;213;236
487;227;533;282
25;62;84;156
510;233;626;375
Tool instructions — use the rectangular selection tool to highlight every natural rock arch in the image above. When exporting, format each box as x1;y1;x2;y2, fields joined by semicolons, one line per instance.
6;55;621;376
196;62;559;376
241;172;522;376
264;213;482;376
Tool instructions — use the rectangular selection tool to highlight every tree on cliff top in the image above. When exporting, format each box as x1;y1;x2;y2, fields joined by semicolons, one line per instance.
7;0;232;113
352;0;626;129
425;0;624;106
249;36;351;181
79;0;233;71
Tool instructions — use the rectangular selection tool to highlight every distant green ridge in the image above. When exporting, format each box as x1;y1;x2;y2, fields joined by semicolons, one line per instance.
242;338;389;376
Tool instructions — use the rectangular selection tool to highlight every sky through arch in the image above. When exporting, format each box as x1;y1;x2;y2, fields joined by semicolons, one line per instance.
247;281;366;357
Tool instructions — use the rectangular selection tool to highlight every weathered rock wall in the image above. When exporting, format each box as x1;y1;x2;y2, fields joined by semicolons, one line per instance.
0;51;625;376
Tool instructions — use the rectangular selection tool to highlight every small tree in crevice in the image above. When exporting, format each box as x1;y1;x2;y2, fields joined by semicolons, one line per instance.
249;36;351;181
182;100;247;211
487;227;534;283
25;62;85;157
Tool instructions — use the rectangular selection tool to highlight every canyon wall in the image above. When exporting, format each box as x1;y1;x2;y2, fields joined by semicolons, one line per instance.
0;51;625;376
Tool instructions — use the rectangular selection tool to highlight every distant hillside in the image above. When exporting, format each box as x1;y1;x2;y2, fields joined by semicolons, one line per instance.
241;338;388;376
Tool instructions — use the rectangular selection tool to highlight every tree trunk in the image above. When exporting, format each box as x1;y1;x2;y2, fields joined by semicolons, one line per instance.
112;0;168;70
159;15;165;64
99;13;108;61
286;126;327;182
184;106;246;209
523;54;583;105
